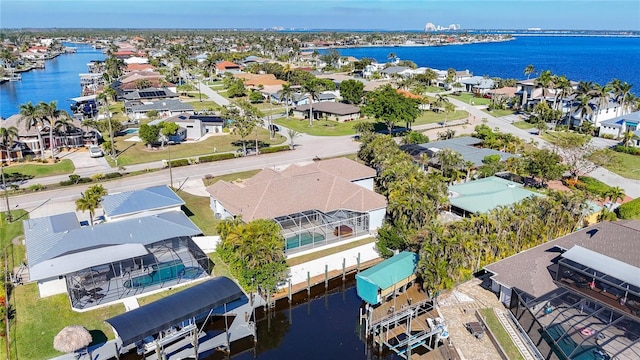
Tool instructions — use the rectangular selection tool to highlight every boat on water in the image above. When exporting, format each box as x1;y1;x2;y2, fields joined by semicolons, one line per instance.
9;73;21;82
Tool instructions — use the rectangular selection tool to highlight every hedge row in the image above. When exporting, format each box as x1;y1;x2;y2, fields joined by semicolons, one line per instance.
168;159;190;168
199;153;235;163
259;145;290;154
59;172;124;186
613;145;640;155
618;198;640;220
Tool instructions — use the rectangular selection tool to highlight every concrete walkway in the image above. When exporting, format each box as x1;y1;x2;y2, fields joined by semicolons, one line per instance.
195;80;230;106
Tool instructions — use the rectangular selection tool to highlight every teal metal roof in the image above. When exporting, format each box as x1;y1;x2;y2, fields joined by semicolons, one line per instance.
356;252;418;304
448;176;540;214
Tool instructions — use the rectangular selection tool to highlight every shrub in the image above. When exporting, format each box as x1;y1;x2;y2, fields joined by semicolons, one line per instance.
259;145;290;154
601;134;615;140
92;173;105;181
60;177;92;186
578;176;611;197
168;159;190;168
28;184;45;191
198;153;235;163
617;198;640;220
613;145;640;155
103;172;123;179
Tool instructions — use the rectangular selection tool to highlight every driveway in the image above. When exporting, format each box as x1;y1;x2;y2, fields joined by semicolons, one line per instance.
60;149;112;176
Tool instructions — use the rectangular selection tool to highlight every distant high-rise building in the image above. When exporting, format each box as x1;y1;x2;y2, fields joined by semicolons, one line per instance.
425;22;436;31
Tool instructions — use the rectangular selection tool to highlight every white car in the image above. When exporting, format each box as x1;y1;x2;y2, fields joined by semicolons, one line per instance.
89;145;104;158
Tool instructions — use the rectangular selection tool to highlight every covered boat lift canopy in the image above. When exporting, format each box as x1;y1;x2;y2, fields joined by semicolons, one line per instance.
105;276;245;346
356;251;419;305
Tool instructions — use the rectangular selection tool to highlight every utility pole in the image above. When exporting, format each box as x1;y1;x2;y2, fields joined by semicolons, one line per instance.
1;164;11;223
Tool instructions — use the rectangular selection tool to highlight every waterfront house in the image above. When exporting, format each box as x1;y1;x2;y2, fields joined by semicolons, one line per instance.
215;61;242;75
598;111;640;145
101;185;185;222
291;101;361;122
122;87;178;102
1;114;98;160
126;99;195;120
207;158;386;254
23;210;209;311
460;76;495;95
484;220;640;360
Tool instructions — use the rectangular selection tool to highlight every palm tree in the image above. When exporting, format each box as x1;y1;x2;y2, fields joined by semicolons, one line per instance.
0;126;19;163
604;186;625;204
622;130;637;146
19;102;46;159
524;64;536;80
387;52;396;63
609;79;633;117
38;101;69;159
534;70;555;103
572;94;593;128
75;185;107;226
54;117;76;149
97;86;117;158
279;84;294;118
590;83;610;126
302;79;323;126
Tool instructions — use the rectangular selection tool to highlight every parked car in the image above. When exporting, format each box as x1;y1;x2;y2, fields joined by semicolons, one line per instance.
89;145;104;158
269;124;280;132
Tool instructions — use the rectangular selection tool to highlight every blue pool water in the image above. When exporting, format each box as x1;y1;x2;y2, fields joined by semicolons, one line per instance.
123;128;139;135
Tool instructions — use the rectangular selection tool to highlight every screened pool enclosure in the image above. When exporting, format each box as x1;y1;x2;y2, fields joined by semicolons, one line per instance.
66;237;210;310
275;209;370;253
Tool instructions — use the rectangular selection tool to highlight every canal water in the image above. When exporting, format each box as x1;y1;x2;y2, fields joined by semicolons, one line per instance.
0;43;105;119
124;277;400;360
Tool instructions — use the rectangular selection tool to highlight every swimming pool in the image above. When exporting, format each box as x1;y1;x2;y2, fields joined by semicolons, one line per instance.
123;128;139;135
544;324;600;360
286;233;326;250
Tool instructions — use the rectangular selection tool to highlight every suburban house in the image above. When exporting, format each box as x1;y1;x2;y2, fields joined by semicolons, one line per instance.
113;71;175;96
215;61;242;75
122;87;178;102
447;176;540;216
598;111;640;145
460;76;495;95
275;91;336;107
292;102;361;122
161;113;225;140
101;185;185;222
400;136;518;168
206;158;387;254
233;73;287;88
23;211;209;311
1;114;99;160
126;99;195;120
484;220;640;360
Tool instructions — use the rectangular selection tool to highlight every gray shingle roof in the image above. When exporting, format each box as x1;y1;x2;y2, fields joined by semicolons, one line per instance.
401;137;517;167
24;211;202;279
293;102;361;116
129;99;193;113
484;220;640;298
101;185;185;218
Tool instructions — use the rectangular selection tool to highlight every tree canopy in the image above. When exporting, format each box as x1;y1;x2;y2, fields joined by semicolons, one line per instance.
339;79;365;105
363;84;420;133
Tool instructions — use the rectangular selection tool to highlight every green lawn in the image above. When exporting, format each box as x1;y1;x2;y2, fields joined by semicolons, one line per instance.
541;131;590;145
478;308;524;360
424;86;445;93
449;93;491;106
186;100;222;112
414;110;467;126
111;129;285;166
13;284;124;360
512;121;536;130
287;237;374;266
275;117;368;136
483;109;516;117
590;150;640;180
4;159;75;178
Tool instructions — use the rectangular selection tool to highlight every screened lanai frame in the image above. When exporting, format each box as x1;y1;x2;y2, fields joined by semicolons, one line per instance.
66;237;210;311
510;287;640;360
274;209;370;254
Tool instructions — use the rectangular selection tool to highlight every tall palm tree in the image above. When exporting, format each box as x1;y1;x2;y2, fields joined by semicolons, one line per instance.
572;94;593;128
279;84;294;118
604;186;625;204
534;70;555;103
609;79;633;117
97;86;117;158
54;117;76;149
38;101;68;159
302;79;323;126
0;126;19;163
75;184;107;226
19;102;46;158
590;83;610;126
523;64;536;80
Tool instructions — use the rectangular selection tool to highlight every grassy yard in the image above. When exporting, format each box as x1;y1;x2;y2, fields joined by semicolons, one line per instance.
424;86;445;93
590;150;640;180
512;121;536;130
483;109;516;117
4;159;75;178
111;129;285;166
287;237;374;266
478;308;524;360
540;131;590;145
449;93;491;106
13;284;124;360
414;110;467;126
275;117;368;136
185;100;222;112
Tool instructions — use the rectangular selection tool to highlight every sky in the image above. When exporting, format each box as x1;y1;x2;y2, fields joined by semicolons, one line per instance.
1;0;639;31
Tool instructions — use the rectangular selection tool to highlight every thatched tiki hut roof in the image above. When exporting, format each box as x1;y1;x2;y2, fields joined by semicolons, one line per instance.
53;326;92;353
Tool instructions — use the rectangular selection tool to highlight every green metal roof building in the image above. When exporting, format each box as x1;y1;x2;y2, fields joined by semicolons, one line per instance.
356;251;418;305
448;176;540;216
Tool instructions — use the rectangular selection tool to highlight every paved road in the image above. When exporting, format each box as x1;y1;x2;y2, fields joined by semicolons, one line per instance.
196;80;230;106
